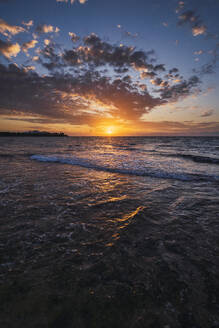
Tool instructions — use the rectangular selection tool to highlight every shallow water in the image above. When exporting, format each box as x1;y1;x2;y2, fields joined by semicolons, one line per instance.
0;136;219;328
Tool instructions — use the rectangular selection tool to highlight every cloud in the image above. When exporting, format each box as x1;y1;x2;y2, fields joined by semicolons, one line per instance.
62;33;159;76
194;50;203;55
0;39;20;58
0;62;163;122
193;43;219;75
169;68;179;74
32;55;39;61
177;3;218;77
37;42;62;71
192;25;206;37
36;24;59;34
159;75;201;101
22;65;35;72
22;20;33;28
200;109;214;117
178;10;207;37
150;78;163;86
69;32;80;42
116;25;138;39
22;39;38;54
176;1;185;14
44;39;50;46
0;34;202;129
0;18;25;37
140;71;156;79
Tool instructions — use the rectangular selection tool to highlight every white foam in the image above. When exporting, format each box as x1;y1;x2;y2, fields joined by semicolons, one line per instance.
30;154;219;182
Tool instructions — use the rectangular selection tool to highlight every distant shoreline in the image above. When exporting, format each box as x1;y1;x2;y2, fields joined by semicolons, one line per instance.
0;132;68;137
0;132;218;137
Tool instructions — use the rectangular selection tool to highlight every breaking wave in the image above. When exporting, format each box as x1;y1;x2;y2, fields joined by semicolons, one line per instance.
30;154;219;182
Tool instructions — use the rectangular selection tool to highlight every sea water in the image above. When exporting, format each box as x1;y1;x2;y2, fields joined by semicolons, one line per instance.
0;136;219;327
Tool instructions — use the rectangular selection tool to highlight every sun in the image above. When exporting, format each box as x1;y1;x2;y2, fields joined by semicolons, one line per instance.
105;126;114;135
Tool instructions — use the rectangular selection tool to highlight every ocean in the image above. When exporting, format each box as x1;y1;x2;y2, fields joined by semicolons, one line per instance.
0;136;219;328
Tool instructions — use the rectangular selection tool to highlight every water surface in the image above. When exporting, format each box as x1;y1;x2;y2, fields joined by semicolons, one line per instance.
0;136;219;328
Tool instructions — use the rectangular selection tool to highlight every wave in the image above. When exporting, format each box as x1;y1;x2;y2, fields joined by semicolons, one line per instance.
178;154;219;164
109;147;219;164
158;152;219;164
30;155;219;182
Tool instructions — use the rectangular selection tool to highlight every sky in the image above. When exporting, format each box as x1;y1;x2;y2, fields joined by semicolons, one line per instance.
0;0;219;136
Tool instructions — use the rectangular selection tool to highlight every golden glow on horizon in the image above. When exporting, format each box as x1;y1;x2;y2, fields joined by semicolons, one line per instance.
106;126;113;134
105;126;115;135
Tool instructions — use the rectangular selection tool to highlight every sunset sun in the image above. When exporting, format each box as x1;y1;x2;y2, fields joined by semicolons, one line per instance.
106;126;114;135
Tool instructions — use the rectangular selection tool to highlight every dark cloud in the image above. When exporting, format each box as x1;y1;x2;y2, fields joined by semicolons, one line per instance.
140;71;156;79
169;68;178;74
154;64;165;72
150;78;164;86
159;76;201;100
200;109;214;117
0;62;162;123
176;3;219;77
178;10;207;36
69;32;80;42
38;42;63;71
62;33;156;72
0;34;201;127
193;43;219;75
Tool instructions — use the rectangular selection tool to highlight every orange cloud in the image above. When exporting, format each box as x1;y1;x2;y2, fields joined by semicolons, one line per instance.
0;39;20;58
0;18;25;37
22;20;34;28
192;25;206;36
36;24;60;34
22;39;38;54
44;39;50;46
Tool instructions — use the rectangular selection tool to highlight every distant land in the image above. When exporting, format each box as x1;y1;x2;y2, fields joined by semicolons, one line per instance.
0;131;68;137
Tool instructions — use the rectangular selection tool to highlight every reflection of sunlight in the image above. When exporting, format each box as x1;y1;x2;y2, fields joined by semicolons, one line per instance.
118;206;145;228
